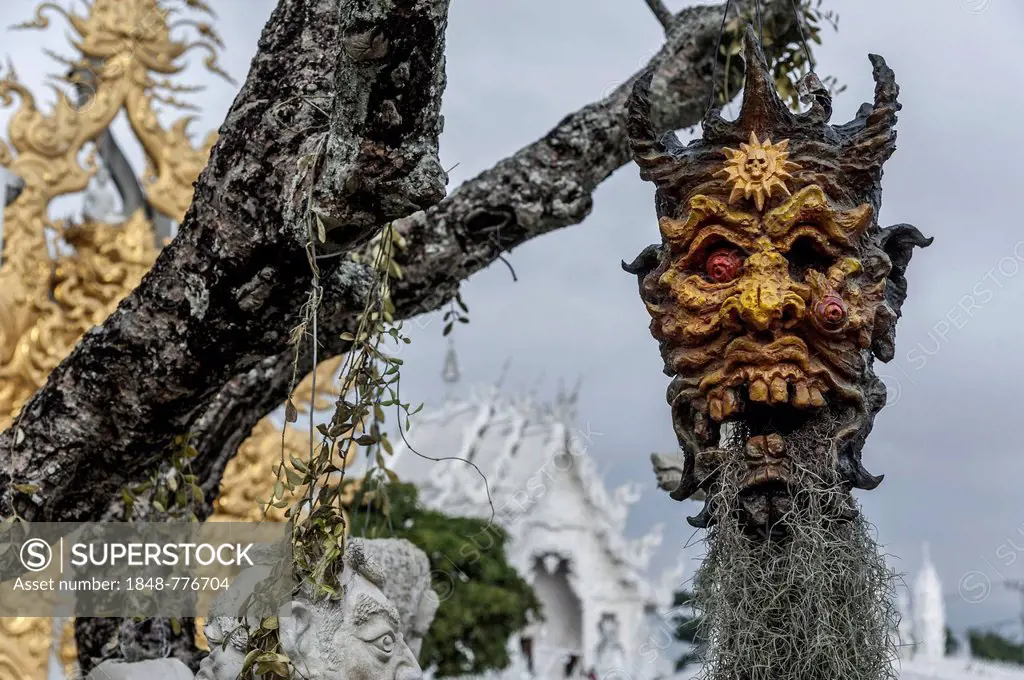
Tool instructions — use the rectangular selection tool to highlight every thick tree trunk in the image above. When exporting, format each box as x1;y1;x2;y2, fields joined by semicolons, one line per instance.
0;0;449;526
22;0;449;671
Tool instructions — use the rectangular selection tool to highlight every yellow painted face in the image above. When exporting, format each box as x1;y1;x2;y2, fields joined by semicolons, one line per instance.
638;145;889;460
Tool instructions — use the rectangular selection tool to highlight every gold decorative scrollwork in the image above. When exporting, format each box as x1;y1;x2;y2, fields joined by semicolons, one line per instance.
0;2;327;677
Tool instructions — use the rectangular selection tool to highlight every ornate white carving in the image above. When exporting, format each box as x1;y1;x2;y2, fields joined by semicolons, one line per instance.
593;613;627;677
389;381;679;679
85;539;432;680
278;559;422;679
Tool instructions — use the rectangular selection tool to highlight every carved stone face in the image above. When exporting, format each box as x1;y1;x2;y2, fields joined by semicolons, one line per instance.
361;538;439;660
196;540;428;680
743;147;769;180
279;570;422;680
625;26;930;532
196;617;247;680
648;184;885;471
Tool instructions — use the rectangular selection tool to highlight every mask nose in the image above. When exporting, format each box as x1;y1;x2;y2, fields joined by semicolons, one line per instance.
733;252;803;331
739;282;783;331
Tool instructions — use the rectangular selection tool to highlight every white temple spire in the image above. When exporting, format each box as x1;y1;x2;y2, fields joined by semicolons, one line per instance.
913;541;946;660
441;337;460;402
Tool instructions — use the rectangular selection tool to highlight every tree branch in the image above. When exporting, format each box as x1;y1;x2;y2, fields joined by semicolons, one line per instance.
175;0;805;519
0;0;450;525
643;0;676;32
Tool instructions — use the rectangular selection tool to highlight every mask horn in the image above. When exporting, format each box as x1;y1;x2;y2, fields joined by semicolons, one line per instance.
840;54;902;173
626;67;687;188
732;24;795;136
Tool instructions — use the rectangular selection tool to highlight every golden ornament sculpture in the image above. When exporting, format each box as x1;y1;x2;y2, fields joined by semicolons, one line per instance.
715;131;801;211
0;1;347;676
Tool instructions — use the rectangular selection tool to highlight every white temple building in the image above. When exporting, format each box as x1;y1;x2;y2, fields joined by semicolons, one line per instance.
388;346;681;680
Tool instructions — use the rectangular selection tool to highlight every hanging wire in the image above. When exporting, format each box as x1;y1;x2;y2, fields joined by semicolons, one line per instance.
706;0;735;114
787;0;816;71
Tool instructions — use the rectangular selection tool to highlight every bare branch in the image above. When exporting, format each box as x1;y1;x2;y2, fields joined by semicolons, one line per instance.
644;0;676;32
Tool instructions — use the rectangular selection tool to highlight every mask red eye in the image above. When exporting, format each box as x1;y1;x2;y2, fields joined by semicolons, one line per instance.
705;248;743;283
815;295;847;328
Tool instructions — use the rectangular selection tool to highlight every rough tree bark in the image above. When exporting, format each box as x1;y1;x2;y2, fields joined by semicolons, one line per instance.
13;0;450;670
0;0;449;528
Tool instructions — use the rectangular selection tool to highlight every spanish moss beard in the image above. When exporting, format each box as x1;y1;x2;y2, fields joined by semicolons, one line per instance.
692;415;900;680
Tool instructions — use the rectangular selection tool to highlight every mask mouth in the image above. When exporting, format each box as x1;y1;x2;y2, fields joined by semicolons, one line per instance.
736;399;815;438
689;397;835;533
701;390;818;453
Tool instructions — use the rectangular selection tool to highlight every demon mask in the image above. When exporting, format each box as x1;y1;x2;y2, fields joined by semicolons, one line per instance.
626;27;931;532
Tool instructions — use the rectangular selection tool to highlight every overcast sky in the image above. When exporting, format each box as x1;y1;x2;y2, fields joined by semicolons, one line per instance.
2;0;1022;638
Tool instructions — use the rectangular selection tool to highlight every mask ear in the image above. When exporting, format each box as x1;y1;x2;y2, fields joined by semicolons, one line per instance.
871;223;932;361
278;600;318;670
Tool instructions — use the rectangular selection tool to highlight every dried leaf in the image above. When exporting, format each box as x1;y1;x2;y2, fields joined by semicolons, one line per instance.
285;400;298;423
285;467;304;486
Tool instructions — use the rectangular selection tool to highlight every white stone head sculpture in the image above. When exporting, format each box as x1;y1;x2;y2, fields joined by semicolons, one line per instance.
196;614;249;680
279;538;422;680
90;538;435;680
197;538;427;680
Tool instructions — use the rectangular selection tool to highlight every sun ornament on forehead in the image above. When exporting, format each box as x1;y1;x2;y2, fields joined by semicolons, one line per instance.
715;131;802;211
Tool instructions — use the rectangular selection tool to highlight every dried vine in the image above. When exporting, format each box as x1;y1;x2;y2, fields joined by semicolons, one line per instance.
238;149;424;679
